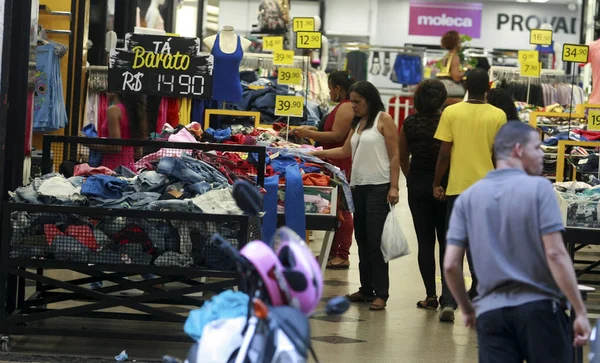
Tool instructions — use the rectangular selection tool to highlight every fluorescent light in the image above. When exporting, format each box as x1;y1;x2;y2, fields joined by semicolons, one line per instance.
530;0;549;2
516;0;529;2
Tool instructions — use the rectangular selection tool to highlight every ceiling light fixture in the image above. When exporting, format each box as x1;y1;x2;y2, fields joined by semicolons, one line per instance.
530;0;550;3
516;0;529;2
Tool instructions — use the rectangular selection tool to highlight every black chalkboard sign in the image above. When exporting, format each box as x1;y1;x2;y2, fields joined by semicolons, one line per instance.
108;33;213;98
125;33;201;56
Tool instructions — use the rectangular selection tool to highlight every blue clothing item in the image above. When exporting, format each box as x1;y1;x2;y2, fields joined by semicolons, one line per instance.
262;175;280;243
542;131;589;146
271;154;299;174
184;290;249;341
192;98;220;123
147;199;202;212
204;127;232;142
284;164;306;238
88;192;161;209
392;55;423;85
211;34;244;102
157;155;229;185
135;171;170;193
81;175;131;199
81;124;102;167
536;41;555;54
34;44;68;132
185;181;212;196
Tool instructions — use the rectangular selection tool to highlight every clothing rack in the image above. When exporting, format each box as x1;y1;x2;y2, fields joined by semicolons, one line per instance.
86;65;108;92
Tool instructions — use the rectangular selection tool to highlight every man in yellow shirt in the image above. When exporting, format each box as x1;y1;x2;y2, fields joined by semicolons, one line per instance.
433;68;507;323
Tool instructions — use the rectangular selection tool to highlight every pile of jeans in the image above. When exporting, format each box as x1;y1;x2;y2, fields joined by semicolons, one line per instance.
555;181;600;229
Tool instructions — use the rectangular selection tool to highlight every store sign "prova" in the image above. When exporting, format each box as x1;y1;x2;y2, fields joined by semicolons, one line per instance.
408;1;483;38
497;14;578;35
108;33;214;98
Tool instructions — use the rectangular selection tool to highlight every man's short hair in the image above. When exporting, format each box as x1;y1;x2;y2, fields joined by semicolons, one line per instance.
466;68;489;95
494;122;538;160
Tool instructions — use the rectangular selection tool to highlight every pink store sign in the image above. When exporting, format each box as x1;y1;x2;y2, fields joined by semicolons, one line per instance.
409;1;483;39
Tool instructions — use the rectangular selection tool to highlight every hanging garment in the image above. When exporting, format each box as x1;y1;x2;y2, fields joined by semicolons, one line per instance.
97;93;108;137
284;164;306;238
536;41;556;69
262;175;280;243
156;98;168;133
166;97;180;127
179;98;192;126
391;54;423;85
211;34;244;102
345;51;368;81
34;43;68;132
86;89;99;129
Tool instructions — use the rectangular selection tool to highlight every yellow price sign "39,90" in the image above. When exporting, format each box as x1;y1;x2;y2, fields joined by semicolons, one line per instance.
275;96;304;117
588;110;600;131
293;17;315;32
296;31;322;49
562;43;589;63
273;50;295;65
278;68;303;86
263;36;283;51
520;61;541;77
530;29;553;46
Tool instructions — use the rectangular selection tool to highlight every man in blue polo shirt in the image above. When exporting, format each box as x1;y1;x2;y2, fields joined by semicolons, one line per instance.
443;122;590;362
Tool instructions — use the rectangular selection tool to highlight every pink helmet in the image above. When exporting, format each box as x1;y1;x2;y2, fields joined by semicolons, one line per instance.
239;241;286;307
274;227;323;314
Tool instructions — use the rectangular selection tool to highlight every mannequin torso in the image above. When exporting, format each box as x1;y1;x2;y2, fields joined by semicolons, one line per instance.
203;27;251;53
146;0;165;30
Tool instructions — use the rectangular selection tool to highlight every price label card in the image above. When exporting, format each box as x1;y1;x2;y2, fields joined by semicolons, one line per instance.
518;50;539;63
273;50;295;65
263;36;284;51
530;29;553;45
588;110;600;131
296;31;322;49
275;95;304;117
293;17;315;32
562;43;589;63
520;61;541;77
278;68;303;85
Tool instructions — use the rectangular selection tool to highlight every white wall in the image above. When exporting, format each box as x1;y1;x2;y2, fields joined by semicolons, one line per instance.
375;0;581;49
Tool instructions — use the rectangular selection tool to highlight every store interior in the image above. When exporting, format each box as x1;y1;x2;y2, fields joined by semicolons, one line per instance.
0;0;598;361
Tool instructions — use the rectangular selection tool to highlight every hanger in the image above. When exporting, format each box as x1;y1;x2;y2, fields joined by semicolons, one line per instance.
37;25;49;45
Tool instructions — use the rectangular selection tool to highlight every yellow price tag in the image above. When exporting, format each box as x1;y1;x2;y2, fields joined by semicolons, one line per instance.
424;68;432;78
518;50;539;63
278;68;303;86
520;61;541;77
275;96;304;117
562;43;589;63
274;50;295;65
588;110;600;131
530;29;553;46
293;17;315;32
263;36;283;51
296;31;322;49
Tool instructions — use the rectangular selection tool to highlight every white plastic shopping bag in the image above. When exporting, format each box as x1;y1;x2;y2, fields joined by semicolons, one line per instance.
381;203;410;262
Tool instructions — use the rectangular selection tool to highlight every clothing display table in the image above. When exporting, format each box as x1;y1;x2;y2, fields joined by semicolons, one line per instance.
0;136;266;345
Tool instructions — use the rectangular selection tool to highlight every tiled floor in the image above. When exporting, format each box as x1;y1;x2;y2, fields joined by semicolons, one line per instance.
0;176;591;362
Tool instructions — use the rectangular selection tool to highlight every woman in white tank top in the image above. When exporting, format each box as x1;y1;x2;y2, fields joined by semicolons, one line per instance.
312;81;400;310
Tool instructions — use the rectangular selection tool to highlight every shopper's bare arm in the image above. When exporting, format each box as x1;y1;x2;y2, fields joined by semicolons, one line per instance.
299;103;353;144
398;127;410;178
381;113;400;191
444;244;476;328
311;128;354;160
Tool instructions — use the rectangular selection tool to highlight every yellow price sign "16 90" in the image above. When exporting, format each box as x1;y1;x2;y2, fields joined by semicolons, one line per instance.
263;36;283;51
588;110;600;131
562;43;589;63
530;29;553;46
278;68;303;86
296;31;322;49
273;50;295;65
520;61;541;77
293;17;315;32
275;96;304;117
518;50;539;63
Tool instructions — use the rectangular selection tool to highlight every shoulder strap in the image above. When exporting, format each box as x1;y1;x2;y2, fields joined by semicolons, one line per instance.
444;54;454;74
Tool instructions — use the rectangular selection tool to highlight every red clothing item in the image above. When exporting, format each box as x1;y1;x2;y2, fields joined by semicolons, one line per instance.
322;101;352;179
573;129;600;141
166;97;180;127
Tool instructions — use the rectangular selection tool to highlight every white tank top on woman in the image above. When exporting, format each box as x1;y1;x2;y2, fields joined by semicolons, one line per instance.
350;112;390;187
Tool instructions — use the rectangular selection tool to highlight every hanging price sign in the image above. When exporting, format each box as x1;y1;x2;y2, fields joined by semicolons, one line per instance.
263;36;284;51
278;68;303;85
588;110;600;131
530;29;553;46
520;61;541;77
274;50;295;65
518;50;539;63
562;43;589;63
296;31;322;49
293;17;315;32
275;95;304;117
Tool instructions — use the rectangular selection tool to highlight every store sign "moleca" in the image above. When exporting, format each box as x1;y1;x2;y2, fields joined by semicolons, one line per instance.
497;14;578;35
409;1;482;38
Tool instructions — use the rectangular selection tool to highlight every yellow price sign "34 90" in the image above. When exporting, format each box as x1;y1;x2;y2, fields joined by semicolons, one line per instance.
263;36;283;51
588;110;600;131
273;50;294;65
530;29;553;46
562;43;589;63
520;61;541;77
275;96;304;117
278;68;303;86
296;31;322;49
293;17;315;32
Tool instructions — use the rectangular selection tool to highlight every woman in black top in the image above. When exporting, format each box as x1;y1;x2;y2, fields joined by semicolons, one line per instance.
399;79;448;310
487;88;519;122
